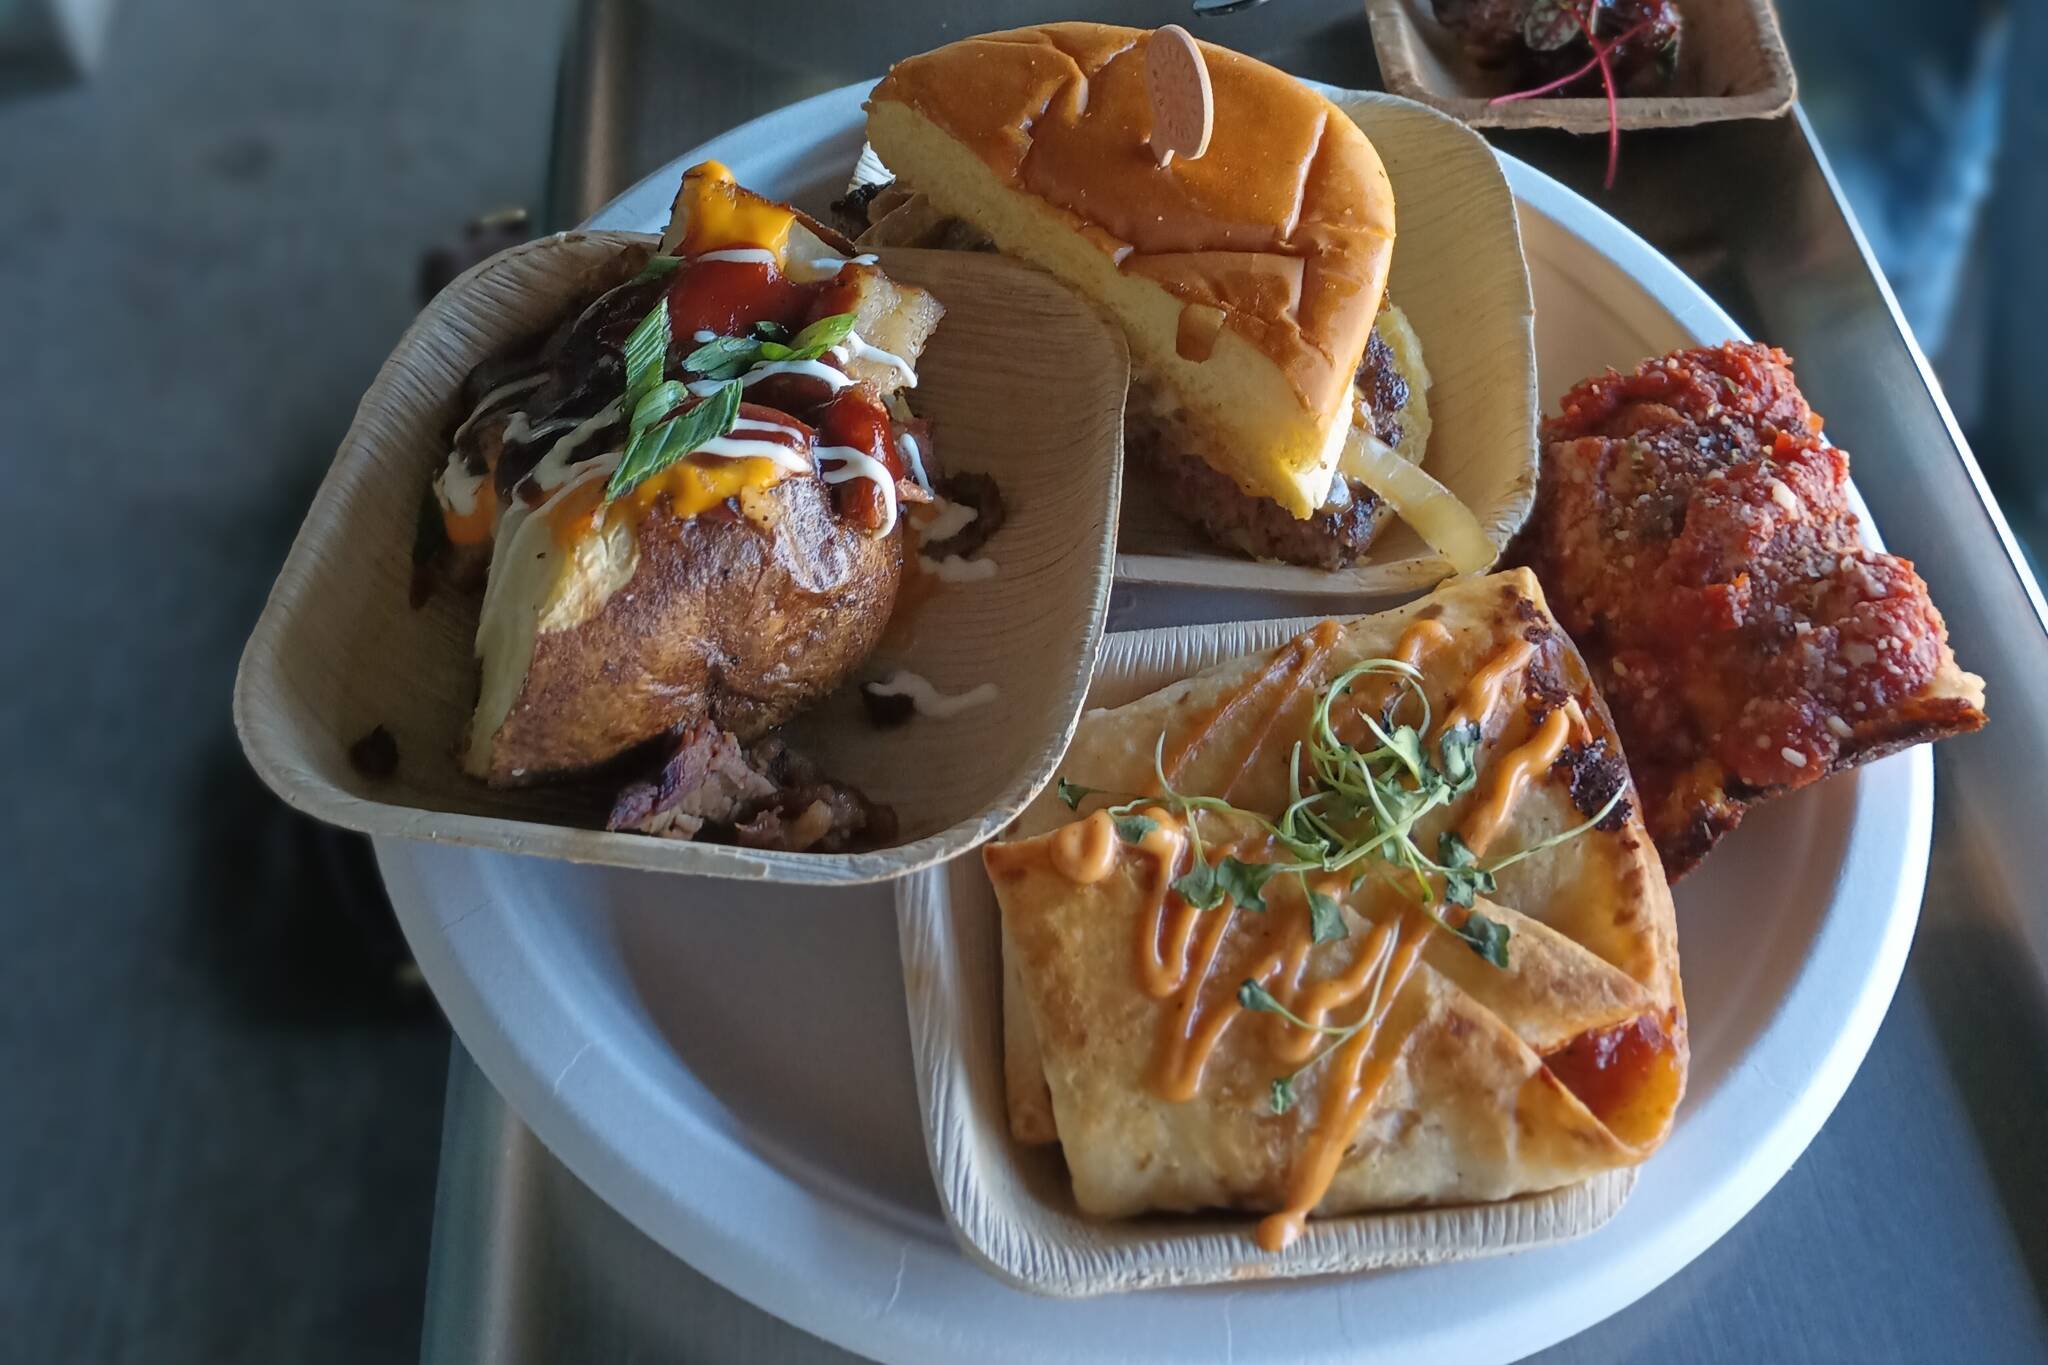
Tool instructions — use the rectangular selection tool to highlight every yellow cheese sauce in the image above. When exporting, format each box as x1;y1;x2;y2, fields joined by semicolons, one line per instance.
674;160;795;261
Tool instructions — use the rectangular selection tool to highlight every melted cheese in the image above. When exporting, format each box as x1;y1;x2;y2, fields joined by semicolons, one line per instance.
670;160;794;261
630;455;790;522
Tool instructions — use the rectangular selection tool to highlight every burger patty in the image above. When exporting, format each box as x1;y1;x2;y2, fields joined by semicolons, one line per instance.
1137;439;1391;570
1138;326;1413;569
1358;327;1409;450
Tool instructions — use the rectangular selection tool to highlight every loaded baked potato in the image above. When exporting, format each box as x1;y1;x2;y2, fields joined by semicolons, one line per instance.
424;162;946;789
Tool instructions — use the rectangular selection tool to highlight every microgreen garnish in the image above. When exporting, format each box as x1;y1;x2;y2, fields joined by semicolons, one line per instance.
1057;778;1106;810
1214;857;1276;914
1306;888;1347;943
1174;859;1225;911
1438;722;1481;796
1112;813;1159;845
1453;911;1512;969
1488;1;1657;189
1436;831;1497;910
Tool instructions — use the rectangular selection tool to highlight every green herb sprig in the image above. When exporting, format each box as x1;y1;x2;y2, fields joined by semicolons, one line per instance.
681;311;858;381
601;294;744;502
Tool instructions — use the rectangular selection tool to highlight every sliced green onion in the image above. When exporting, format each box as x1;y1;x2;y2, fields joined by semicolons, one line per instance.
604;379;742;503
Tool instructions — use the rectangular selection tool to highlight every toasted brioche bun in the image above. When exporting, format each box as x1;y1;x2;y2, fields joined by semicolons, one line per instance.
867;23;1395;518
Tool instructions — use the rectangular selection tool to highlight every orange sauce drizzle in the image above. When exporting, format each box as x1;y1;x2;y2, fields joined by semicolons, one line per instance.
1050;810;1120;885
1459;702;1578;855
1254;916;1429;1252
1438;636;1535;738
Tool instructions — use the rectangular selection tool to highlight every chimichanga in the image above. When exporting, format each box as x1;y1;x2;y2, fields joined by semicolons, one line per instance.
984;570;1685;1250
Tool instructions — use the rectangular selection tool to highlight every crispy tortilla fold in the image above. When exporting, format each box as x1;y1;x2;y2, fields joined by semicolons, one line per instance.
988;570;1686;1219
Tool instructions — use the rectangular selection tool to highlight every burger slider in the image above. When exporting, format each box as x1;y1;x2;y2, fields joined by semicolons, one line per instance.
855;23;1485;572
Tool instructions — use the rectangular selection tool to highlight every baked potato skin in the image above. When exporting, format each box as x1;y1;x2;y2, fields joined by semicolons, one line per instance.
476;476;901;785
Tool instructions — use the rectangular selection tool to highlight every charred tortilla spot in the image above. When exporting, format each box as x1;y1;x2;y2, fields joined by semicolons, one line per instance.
1553;738;1632;832
1525;659;1571;715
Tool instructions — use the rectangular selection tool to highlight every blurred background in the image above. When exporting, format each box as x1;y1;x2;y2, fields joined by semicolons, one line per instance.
0;0;2038;1360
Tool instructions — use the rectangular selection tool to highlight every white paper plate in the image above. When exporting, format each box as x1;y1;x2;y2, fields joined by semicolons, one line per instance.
375;82;1931;1365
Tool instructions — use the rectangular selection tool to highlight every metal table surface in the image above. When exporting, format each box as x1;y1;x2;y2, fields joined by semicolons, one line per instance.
421;3;2048;1361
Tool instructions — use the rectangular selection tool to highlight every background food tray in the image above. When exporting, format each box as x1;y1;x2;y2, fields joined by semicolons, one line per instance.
1363;0;1795;132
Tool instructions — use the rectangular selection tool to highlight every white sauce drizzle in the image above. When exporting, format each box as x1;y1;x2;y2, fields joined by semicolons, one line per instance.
815;444;899;536
691;247;780;267
895;429;931;490
527;400;624;494
499;410;579;447
451;374;546;449
834;331;918;387
918;497;976;543
691;433;812;473
437;459;487;517
865;670;1000;720
918;553;999;583
784;251;881;284
687;359;855;398
730;414;804;438
438;374;551;513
